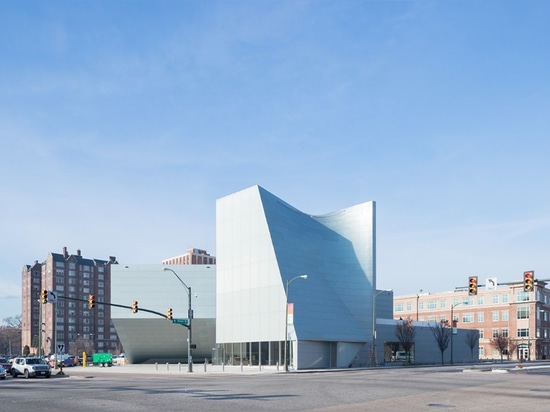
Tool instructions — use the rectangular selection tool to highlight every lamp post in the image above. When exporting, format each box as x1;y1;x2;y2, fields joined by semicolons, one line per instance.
284;274;307;372
163;267;193;372
450;301;464;365
372;289;392;366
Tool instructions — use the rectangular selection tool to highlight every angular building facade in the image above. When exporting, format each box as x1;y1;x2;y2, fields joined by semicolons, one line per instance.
216;185;390;369
110;264;216;364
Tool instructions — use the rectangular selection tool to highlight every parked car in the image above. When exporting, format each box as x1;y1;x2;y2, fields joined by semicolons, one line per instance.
113;353;127;365
0;364;6;379
0;357;12;373
48;354;77;367
11;357;51;378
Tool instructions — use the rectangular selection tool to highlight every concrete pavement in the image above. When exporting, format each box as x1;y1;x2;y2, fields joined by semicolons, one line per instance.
58;362;284;376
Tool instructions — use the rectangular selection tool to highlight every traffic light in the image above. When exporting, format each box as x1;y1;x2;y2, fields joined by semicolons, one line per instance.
167;307;173;320
468;276;478;296
524;271;534;292
132;300;138;313
88;294;95;309
40;289;48;304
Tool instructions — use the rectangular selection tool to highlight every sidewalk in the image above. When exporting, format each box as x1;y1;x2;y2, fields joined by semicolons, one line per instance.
60;362;284;377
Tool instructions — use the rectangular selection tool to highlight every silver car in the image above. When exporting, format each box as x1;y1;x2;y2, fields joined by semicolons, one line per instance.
0;364;6;379
11;357;51;379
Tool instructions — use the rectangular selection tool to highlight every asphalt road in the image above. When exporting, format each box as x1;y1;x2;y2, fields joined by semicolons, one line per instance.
2;363;550;411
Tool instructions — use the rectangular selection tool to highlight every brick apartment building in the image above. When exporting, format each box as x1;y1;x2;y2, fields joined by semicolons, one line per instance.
21;247;121;357
393;276;550;360
161;248;216;265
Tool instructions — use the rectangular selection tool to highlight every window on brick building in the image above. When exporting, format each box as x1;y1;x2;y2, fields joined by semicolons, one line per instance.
517;328;529;337
462;313;474;323
517;306;529;319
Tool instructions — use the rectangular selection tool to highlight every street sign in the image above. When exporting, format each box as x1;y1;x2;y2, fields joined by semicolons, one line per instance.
57;343;65;354
48;291;58;303
172;318;189;325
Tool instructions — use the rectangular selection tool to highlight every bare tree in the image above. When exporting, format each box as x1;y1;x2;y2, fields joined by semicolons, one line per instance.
464;329;479;361
395;318;416;363
0;316;22;356
507;339;518;361
491;333;509;363
70;335;95;357
430;322;451;365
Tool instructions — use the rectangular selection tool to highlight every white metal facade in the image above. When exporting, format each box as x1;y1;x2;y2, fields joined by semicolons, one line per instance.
216;185;380;369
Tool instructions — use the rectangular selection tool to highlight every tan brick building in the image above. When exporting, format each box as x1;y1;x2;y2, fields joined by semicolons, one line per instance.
393;277;550;360
21;247;120;357
161;248;216;265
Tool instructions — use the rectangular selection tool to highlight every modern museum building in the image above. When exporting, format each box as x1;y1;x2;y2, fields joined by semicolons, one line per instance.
111;185;475;369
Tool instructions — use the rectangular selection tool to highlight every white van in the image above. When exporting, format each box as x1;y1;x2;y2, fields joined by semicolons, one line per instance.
395;351;414;362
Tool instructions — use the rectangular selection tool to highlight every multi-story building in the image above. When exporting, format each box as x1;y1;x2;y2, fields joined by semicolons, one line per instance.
161;248;216;265
393;277;550;361
21;247;120;357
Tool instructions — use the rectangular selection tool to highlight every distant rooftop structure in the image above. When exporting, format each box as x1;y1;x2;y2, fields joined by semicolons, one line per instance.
162;248;216;265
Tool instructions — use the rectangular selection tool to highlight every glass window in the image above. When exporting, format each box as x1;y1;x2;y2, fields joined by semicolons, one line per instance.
463;297;474;306
418;302;424;310
427;301;437;309
462;313;474;323
492;329;499;338
502;294;508;303
502;328;509;338
477;296;484;305
492;311;499;322
493;295;499;304
517;306;529;319
479;329;484;339
477;312;484;322
440;300;446;309
395;303;404;312
517;328;529;337
502;311;509;321
406;303;412;311
517;291;529;302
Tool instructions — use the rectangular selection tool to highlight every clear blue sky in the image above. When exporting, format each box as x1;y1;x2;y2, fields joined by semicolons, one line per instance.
1;1;549;323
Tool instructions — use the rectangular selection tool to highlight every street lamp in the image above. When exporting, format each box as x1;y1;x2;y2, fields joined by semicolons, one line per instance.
163;267;193;372
284;274;307;372
372;289;392;366
450;301;465;365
